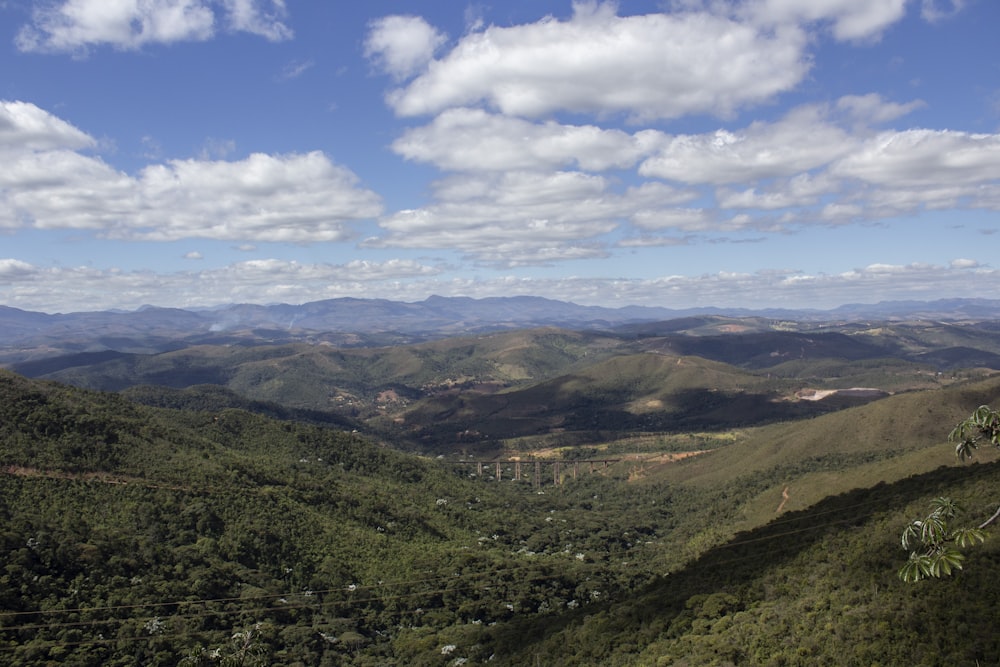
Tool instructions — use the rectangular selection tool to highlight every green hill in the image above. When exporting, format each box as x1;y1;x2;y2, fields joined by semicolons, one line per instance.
11;319;1000;458
0;370;673;665
491;461;1000;666
2;369;1000;664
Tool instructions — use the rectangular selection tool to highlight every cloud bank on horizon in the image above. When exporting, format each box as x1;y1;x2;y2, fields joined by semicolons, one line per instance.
0;0;997;313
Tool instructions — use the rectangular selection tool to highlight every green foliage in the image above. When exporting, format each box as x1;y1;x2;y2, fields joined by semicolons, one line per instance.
897;405;1000;582
4;368;1000;664
491;462;1000;666
898;498;986;582
0;371;673;664
950;404;1000;461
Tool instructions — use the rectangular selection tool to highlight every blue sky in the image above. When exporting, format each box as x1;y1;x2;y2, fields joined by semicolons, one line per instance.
1;0;998;313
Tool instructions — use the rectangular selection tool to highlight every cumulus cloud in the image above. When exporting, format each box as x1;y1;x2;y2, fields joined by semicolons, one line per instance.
372;171;619;261
640;105;856;185
741;0;909;41
1;147;136;231
132;152;383;241
379;1;809;121
15;0;291;53
223;0;292;41
631;208;716;232
377;88;1000;249
370;171;698;265
835;93;925;124
621;98;1000;226
392;108;665;172
0;259;37;278
832;129;1000;189
364;14;447;81
0;100;383;240
0;100;96;151
717;173;840;210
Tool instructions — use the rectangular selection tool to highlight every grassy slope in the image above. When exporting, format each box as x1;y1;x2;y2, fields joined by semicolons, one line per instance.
490;460;1000;666
640;375;1000;544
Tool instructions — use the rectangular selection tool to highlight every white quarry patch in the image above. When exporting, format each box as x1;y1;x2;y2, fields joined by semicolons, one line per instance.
796;388;888;401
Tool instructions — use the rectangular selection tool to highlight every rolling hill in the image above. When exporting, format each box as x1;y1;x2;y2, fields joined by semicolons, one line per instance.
5;298;1000;664
8;315;1000;456
5;296;1000;366
1;368;999;664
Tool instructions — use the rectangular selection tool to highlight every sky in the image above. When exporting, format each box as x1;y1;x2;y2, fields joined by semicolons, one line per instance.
0;0;998;314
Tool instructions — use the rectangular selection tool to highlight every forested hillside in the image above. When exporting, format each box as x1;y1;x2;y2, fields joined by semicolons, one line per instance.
2;368;1000;664
14;318;1000;459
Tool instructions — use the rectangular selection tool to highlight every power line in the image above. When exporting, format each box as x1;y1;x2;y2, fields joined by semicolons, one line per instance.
3;464;994;656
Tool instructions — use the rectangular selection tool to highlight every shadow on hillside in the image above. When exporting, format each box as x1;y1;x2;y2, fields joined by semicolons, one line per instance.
485;460;1000;663
409;387;874;450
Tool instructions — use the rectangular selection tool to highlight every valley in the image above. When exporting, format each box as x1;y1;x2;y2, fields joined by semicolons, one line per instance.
2;297;1000;665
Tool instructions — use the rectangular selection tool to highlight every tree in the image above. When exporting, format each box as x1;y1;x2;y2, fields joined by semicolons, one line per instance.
178;624;268;667
898;405;1000;582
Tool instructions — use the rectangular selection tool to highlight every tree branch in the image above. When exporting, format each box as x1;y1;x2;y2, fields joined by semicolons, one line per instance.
979;505;1000;530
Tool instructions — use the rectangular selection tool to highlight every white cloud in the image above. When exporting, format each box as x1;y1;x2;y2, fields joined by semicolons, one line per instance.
216;257;440;284
392;108;665;172
381;2;809;121
16;0;216;52
0;101;383;241
950;258;979;269
371;171;698;265
0;257;442;311
640;105;856;185
197;137;237;160
633;102;1000;223
717;173;840;210
835;93;925;124
15;0;291;52
0;100;96;151
131;152;383;241
742;0;908;41
921;0;966;23
818;202;865;223
0;148;136;231
279;58;314;80
812;127;1000;217
222;0;292;41
0;259;37;278
832;129;1000;188
364;14;447;81
371;171;619;263
631;208;716;232
617;235;692;248
2;255;998;313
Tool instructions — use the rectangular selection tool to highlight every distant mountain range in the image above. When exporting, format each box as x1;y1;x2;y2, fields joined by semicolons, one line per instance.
3;296;1000;361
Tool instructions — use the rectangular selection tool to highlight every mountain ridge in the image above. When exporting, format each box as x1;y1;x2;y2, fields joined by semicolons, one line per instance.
4;295;1000;348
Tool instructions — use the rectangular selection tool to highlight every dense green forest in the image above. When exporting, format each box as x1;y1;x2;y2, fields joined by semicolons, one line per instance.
2;368;999;665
